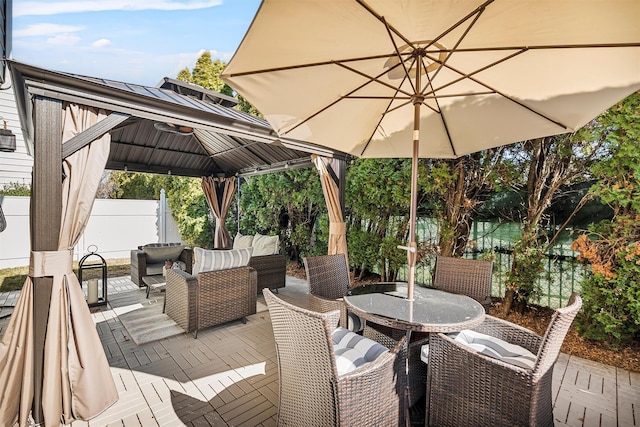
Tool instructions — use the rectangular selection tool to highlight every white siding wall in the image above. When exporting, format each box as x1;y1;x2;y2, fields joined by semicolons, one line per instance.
0;195;184;269
0;68;32;188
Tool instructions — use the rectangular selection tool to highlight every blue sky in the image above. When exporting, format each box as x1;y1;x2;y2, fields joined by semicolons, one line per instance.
11;0;261;86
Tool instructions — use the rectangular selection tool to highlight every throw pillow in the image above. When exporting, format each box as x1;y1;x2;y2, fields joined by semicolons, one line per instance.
233;233;254;250
252;234;280;256
193;247;253;274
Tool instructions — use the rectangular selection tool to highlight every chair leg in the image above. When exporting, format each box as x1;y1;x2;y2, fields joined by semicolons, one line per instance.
146;285;150;298
242;317;247;324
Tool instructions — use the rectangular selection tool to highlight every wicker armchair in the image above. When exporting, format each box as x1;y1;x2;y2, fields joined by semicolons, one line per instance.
426;293;582;427
130;243;193;287
263;289;406;427
249;253;287;293
432;255;493;309
303;254;357;330
165;266;257;338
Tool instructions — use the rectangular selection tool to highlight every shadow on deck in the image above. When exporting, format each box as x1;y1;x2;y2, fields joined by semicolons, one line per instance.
1;275;638;426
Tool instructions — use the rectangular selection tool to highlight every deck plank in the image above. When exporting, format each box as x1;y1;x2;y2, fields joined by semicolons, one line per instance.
1;275;637;427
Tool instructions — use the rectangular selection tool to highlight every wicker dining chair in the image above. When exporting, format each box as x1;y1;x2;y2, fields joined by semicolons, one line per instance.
432;255;493;310
263;289;406;427
303;253;361;330
426;292;582;427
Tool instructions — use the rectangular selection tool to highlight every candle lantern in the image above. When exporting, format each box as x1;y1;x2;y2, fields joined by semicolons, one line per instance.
78;245;108;307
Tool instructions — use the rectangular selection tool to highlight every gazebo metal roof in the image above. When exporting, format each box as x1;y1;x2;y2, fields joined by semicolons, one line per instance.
10;60;346;178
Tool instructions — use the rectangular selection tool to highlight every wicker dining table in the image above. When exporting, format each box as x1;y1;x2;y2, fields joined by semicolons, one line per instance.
344;282;486;426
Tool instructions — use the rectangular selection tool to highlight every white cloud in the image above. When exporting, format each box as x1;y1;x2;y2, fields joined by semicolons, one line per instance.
46;34;82;46
91;38;112;48
14;23;85;37
14;0;223;17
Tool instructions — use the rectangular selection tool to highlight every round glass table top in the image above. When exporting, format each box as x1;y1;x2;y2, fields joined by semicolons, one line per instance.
344;282;485;332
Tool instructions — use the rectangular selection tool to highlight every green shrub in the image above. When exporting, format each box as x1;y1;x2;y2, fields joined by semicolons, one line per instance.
576;246;640;345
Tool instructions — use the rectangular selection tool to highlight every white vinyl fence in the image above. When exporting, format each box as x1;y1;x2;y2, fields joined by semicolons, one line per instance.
0;190;183;269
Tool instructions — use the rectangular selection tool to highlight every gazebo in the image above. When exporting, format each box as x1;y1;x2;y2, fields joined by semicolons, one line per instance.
0;60;348;426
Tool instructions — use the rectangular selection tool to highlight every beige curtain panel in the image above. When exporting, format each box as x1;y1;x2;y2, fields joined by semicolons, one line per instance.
202;176;237;249
312;155;348;257
0;103;118;426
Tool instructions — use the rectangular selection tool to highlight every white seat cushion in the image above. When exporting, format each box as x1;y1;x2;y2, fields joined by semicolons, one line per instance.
454;329;537;369
331;327;388;375
421;330;537;370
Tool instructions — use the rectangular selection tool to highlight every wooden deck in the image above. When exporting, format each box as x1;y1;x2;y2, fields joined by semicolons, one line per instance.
1;276;638;426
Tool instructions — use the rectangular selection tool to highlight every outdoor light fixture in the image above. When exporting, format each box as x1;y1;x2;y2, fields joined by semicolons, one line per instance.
77;245;108;307
153;122;194;136
0;120;16;152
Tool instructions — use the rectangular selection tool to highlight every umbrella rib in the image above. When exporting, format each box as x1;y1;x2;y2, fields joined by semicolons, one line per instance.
434;59;570;130
421;4;487;94
336;61;416;99
280;62;408;136
381;15;417;94
431;42;640;53
223;53;401;78
424;48;528;97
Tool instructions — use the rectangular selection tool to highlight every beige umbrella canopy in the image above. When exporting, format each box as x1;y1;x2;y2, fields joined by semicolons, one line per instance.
222;0;640;299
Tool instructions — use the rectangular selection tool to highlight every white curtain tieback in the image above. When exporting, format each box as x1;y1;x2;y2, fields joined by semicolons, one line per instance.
30;250;74;277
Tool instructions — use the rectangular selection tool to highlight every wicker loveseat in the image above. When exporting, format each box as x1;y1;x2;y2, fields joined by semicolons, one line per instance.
233;233;286;293
165;250;257;337
130;242;193;287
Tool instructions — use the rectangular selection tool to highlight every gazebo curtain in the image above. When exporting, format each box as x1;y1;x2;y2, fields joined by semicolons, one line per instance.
312;155;348;257
202;176;237;249
0;103;118;426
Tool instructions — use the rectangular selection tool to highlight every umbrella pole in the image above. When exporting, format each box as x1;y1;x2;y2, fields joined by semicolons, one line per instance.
407;99;421;301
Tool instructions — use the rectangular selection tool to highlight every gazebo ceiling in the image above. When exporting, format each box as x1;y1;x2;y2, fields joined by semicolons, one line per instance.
9;60;346;178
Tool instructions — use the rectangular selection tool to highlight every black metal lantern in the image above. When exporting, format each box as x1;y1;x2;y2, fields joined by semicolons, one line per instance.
78;245;108;307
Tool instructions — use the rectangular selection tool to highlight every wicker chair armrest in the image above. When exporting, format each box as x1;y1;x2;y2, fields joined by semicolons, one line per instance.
130;249;147;286
335;334;406;426
248;253;285;272
165;269;197;332
179;247;193;274
309;294;348;328
472;315;543;355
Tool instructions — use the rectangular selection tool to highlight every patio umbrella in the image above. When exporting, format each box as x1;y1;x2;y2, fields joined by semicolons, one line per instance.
221;0;640;300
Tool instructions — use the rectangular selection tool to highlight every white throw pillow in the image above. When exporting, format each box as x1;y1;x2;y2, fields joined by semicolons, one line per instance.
252;234;279;256
193;247;253;274
233;233;254;250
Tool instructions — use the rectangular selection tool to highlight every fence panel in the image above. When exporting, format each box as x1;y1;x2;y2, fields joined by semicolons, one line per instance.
395;218;585;309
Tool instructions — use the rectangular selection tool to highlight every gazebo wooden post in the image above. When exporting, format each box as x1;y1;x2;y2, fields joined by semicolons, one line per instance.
31;96;63;424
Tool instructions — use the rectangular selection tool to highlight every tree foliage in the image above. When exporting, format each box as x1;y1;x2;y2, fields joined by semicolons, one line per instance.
571;92;640;345
0;182;31;196
346;158;411;280
239;169;324;263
